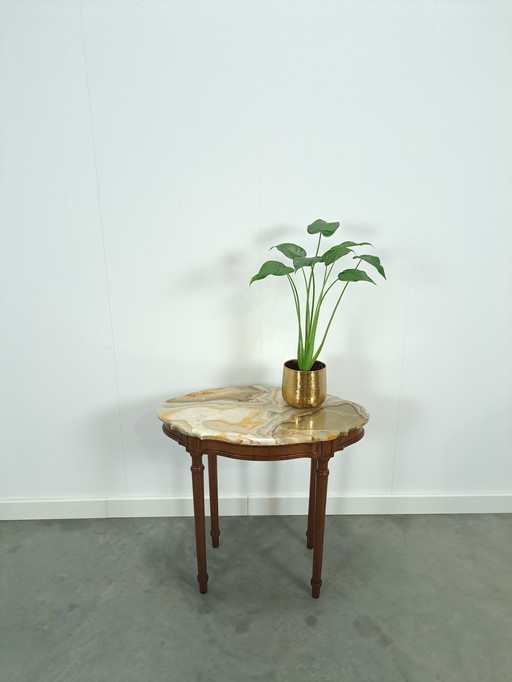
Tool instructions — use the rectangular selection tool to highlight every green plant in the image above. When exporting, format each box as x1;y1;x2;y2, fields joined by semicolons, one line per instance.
250;218;386;371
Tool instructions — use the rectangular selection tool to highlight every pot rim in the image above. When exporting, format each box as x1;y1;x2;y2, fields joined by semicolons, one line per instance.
284;359;326;372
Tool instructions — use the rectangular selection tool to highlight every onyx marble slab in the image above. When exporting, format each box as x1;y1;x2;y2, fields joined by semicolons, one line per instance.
157;386;368;446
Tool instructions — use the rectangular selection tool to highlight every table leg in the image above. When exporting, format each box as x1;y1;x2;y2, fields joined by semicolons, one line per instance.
208;454;220;548
311;454;331;599
306;457;316;549
188;442;208;594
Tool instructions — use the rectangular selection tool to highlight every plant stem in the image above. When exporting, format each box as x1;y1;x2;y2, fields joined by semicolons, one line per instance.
302;262;335;368
299;234;322;368
310;233;322;330
314;234;322;257
287;274;303;361
301;269;311;342
319;278;338;301
311;258;363;365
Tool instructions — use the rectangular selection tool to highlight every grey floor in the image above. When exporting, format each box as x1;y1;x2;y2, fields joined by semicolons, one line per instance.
1;515;511;682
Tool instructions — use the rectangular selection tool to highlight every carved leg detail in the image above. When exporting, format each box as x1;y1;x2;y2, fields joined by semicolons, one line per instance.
208;454;220;548
306;457;316;549
311;455;331;598
189;442;209;594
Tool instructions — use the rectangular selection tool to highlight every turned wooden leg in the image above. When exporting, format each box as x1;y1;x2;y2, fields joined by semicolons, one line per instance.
306;457;316;549
208;454;220;548
188;441;208;594
311;454;331;598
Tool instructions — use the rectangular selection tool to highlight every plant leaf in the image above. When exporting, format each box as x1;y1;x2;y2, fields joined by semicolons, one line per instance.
293;256;323;271
307;219;340;237
355;254;386;279
337;269;376;284
340;240;373;249
321;241;373;266
271;242;307;259
321;245;353;266
250;260;294;284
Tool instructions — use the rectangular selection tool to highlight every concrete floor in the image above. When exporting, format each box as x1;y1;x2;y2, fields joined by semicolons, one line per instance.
1;514;511;682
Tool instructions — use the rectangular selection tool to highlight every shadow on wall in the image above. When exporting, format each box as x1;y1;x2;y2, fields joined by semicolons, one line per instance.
89;395;191;498
326;318;422;496
176;246;260;385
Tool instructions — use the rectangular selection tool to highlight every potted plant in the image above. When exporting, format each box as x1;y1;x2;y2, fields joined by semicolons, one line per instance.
250;218;386;408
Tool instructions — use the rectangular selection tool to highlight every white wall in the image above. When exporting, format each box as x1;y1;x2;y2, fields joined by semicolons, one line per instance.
1;0;511;519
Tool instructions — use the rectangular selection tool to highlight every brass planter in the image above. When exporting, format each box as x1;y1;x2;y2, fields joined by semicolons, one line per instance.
282;359;327;408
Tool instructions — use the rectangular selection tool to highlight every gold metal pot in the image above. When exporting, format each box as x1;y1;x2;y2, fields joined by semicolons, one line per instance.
281;359;327;408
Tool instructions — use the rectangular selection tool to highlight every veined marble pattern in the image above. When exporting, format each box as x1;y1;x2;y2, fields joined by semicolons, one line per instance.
157;386;369;446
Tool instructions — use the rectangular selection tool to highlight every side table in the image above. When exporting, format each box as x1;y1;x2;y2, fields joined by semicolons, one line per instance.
157;385;368;598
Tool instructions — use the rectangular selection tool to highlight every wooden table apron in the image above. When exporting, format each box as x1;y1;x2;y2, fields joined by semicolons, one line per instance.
162;423;365;599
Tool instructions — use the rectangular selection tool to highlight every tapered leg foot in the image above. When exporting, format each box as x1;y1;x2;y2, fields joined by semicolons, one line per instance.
197;573;209;594
311;578;322;599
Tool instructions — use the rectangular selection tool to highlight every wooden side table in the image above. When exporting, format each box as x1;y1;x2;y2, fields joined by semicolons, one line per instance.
157;386;368;598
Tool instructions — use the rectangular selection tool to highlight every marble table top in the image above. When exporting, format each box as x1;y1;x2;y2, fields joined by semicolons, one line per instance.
157;386;369;446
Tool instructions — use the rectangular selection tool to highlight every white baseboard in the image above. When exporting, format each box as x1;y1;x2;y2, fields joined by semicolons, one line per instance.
0;493;511;520
249;494;512;516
